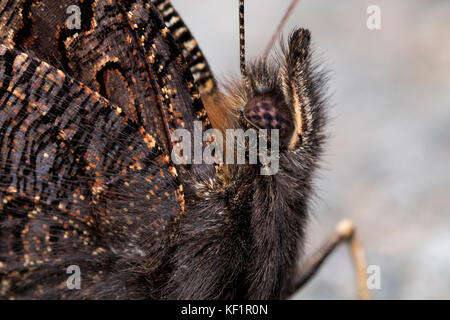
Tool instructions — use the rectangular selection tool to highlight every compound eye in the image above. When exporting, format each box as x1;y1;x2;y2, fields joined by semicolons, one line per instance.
244;96;294;140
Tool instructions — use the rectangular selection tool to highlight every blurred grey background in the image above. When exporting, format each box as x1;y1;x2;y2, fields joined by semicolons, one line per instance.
171;0;450;299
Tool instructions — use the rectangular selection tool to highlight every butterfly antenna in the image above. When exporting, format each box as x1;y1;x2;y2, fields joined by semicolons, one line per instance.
239;0;248;84
263;0;300;59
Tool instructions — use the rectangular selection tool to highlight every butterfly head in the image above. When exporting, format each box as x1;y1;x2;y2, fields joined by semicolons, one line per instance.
224;28;326;150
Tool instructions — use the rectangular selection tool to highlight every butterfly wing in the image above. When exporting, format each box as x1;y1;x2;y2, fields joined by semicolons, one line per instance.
0;45;185;298
0;0;213;299
151;0;217;95
0;0;211;146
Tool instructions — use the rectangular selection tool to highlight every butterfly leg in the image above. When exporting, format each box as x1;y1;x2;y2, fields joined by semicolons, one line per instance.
291;219;370;300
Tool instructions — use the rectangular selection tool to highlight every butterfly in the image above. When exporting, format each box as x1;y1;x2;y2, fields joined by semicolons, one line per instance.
0;0;362;300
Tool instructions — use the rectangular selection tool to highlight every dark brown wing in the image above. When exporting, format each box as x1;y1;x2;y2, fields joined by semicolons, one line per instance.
0;0;213;299
0;0;211;146
0;45;182;298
